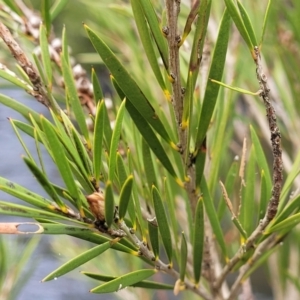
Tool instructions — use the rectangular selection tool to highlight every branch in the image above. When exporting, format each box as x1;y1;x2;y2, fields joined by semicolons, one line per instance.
0;22;51;107
165;0;183;134
215;47;283;290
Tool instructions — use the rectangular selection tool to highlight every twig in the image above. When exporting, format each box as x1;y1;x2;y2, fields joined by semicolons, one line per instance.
227;234;278;300
0;22;51;107
1;2;97;116
254;46;283;223
214;47;283;290
118;219;214;300
165;0;183;133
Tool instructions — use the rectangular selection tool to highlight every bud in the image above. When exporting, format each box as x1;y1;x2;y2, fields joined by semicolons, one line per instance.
86;191;105;221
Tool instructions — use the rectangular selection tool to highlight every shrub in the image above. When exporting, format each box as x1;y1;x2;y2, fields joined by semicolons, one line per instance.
0;1;299;299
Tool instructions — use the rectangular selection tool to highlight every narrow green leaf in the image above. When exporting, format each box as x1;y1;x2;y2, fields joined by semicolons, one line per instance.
0;68;32;91
93;100;105;183
112;78;180;183
104;181;115;228
148;221;159;260
182;69;194;140
50;0;68;21
40;223;93;234
139;0;169;70
240;146;256;235
0;94;40;124
61;26;69;66
23;157;67;212
0;177;54;210
70;231;137;254
259;170;268;221
69;161;94;194
116;152;128;187
210;91;234;203
142;138;157;188
201;178;227;259
152;186;172;263
237;1;257;47
265;212;300;234
195;139;207;189
250;125;272;197
118;175;134;220
128;161;144;232
193;197;204;284
29;114;52;155
274;195;300;226
39;23;52;87
71;128;93;176
32;52;47;86
279;148;300;212
92;68;103;104
34;127;46;174
239;146;256;235
259;0;272;48
90;269;156;293
12;120;37;141
53;114;85;172
82;272;173;289
61;57;90;145
9;119;34;161
180;0;201;45
15;64;32;85
108;99;126;182
195;8;230;151
50;110;91;183
41;0;51;36
42;241;113;281
210;79;260;95
0;201;70;220
179;232;188;282
182;0;212;131
131;0;167;92
165;175;182;245
84;25;176;149
102;100;113;150
41;116;82;213
233;220;248;240
224;0;253;51
116;153;135;224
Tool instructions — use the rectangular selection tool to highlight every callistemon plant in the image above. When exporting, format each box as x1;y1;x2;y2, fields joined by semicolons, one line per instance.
0;1;299;300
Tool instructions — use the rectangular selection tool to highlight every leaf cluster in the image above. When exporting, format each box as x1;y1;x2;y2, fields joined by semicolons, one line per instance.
0;0;300;299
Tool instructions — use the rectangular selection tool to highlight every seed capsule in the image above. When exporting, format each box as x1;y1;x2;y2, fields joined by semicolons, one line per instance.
86;191;105;221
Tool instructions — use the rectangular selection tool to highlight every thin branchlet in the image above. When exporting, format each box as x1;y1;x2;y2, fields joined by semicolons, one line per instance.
0;22;51;107
254;46;283;223
118;219;214;300
215;47;283;292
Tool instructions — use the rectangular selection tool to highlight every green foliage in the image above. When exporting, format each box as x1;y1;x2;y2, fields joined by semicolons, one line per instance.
0;0;300;299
